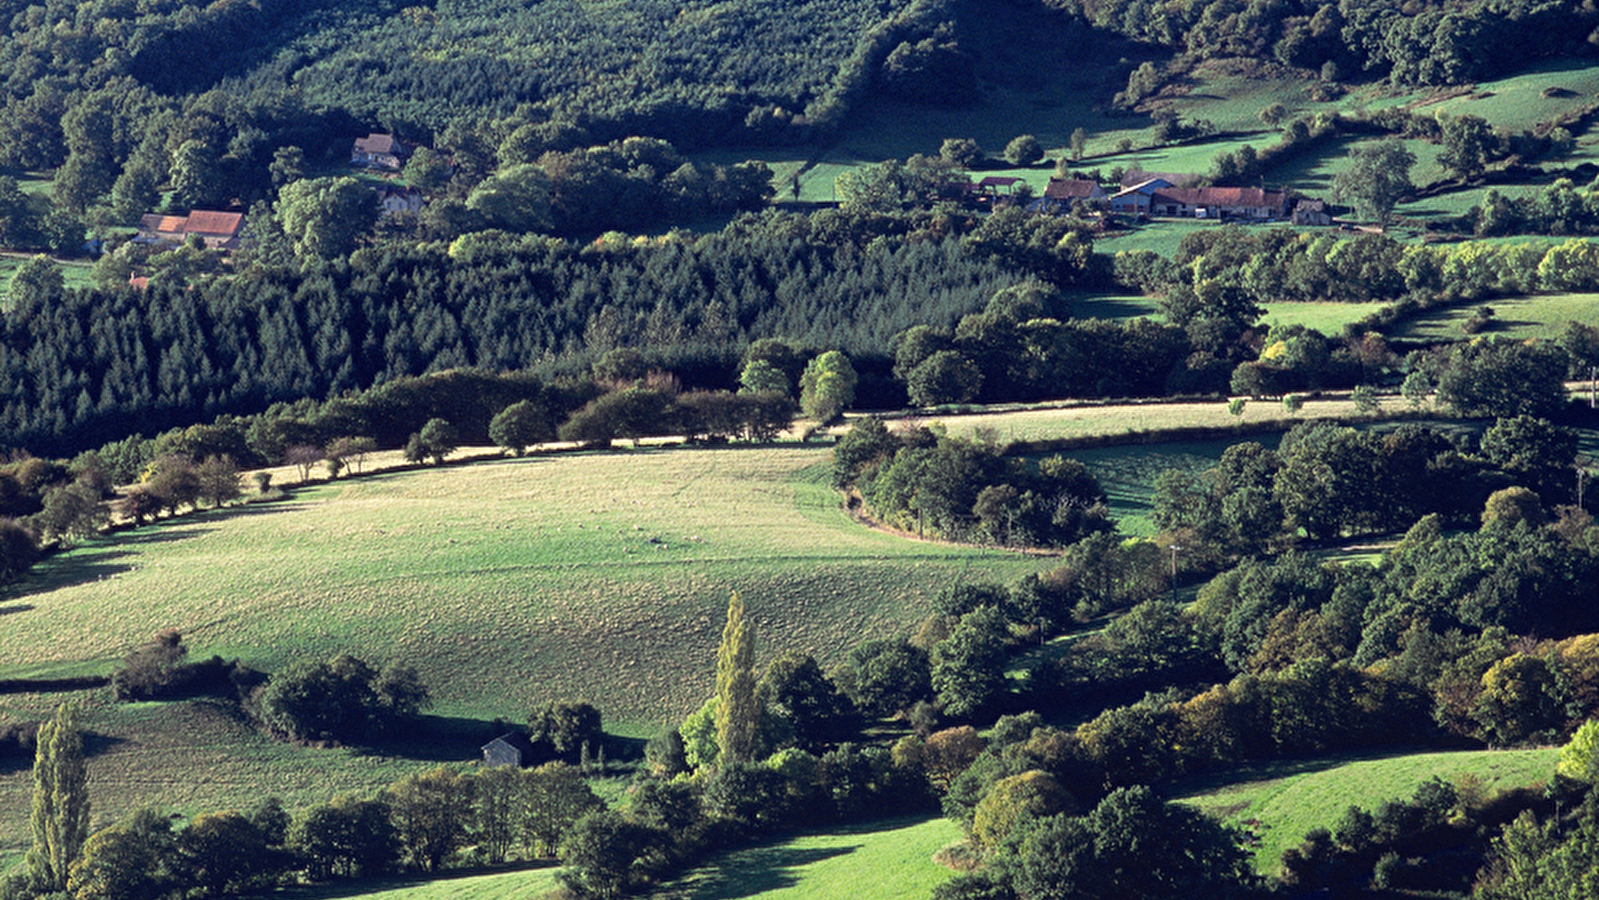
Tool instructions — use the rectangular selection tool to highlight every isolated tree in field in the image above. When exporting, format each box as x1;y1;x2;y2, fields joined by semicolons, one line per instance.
715;591;760;765
33;481;106;544
799;351;857;423
418;417;458;464
325;436;378;475
195;455;242;508
285;444;324;483
1005;134;1044;166
28;702;91;893
1069;128;1088;161
527;701;603;761
490;400;551;456
1332;140;1415;225
257;653;429;743
1439;114;1496;180
940;138;983;168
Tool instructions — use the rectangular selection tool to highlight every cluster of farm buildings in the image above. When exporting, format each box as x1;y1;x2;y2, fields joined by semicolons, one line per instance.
980;171;1331;225
132;133;427;252
132;135;1335;260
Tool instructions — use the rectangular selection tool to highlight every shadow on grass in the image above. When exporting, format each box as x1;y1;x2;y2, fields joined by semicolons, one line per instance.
2;730;130;775
351;714;652;768
662;842;861;900
1166;748;1421;802
237;861;560;900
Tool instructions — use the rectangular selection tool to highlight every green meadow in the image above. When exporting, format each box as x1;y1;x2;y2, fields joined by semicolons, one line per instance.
1175;747;1558;872
1391;291;1599;342
0;447;1052;724
240;864;563;900
0;445;1050;859
653;816;959;900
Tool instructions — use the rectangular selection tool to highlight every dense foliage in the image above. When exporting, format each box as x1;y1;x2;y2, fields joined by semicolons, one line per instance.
1048;0;1596;89
1;210;1035;457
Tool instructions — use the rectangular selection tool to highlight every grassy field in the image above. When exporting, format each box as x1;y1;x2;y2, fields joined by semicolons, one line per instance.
1259;301;1388;334
1071;436;1272;536
239;865;563;900
0;447;1054;721
902;392;1396;446
0;445;1049;858
1175;747;1558;873
1391;291;1599;342
653;816;959;900
0;253;97;297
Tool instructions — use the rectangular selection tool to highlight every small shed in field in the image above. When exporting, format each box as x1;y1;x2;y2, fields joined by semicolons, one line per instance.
481;732;538;768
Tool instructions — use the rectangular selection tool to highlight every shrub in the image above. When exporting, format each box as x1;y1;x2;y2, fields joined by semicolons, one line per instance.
255;653;429;744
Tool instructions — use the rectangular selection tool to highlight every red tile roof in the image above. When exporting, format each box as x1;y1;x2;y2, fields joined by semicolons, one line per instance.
182;210;245;237
1150;187;1286;208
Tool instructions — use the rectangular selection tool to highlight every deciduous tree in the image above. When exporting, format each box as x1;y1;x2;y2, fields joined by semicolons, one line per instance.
715;592;760;764
27;702;91;893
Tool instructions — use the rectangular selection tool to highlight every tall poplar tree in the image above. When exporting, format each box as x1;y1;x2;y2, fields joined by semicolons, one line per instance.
714;591;759;764
28;702;91;893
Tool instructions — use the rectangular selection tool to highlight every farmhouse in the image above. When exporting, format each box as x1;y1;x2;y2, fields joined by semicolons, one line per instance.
1107;177;1173;216
375;186;425;219
1030;177;1107;214
135;210;248;250
351;132;409;170
481;731;538;768
1110;181;1290;220
1292;198;1332;226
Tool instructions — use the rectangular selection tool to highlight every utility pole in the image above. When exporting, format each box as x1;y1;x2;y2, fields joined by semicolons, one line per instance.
1169;544;1182;601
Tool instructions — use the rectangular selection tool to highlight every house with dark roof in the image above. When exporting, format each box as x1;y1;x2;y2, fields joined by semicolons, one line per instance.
1109;181;1290;220
1291;198;1332;226
481;732;538;768
352;133;409;171
1030;177;1107;214
136;210;247;250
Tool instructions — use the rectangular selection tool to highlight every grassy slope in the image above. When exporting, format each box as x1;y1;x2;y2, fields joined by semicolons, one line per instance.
1391;291;1599;342
652;817;959;900
1175;748;1558;873
233;865;563;900
0;445;1046;858
906;393;1395;446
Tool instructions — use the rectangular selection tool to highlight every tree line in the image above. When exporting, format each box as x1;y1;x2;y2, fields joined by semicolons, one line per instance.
1047;0;1597;95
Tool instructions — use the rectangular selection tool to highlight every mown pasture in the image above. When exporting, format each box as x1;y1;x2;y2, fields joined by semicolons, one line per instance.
239;864;562;900
1175;747;1558;872
903;393;1393;447
652;816;959;900
0;447;1055;721
0;445;1049;858
1391;291;1599;343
